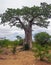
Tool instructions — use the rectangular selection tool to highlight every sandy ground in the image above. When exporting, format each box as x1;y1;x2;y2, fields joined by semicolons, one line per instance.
0;51;35;65
0;50;51;65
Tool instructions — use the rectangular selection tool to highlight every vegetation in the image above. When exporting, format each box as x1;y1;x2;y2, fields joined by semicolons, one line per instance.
11;40;19;54
0;39;10;48
0;39;23;54
34;32;51;46
33;32;51;62
1;2;51;49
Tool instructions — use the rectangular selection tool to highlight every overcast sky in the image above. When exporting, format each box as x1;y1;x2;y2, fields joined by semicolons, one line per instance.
0;0;51;40
0;0;51;13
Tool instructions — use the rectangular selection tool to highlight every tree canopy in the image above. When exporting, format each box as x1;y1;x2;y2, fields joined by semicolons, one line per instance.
1;2;51;29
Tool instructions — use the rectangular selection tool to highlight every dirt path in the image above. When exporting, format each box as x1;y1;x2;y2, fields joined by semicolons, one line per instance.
0;51;51;65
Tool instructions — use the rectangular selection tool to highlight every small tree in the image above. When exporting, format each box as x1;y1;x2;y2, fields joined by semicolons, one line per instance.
34;32;51;46
33;32;51;61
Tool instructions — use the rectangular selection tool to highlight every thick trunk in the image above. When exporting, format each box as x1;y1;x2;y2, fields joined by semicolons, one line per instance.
24;25;32;50
15;17;33;50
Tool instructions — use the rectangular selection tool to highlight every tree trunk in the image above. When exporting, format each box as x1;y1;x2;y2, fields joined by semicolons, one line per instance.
23;25;32;50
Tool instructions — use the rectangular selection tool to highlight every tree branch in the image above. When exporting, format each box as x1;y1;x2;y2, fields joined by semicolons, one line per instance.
14;16;26;30
32;22;49;28
29;14;41;23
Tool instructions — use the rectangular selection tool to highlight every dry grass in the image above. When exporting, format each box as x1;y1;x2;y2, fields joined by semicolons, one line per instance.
0;47;51;65
0;51;35;65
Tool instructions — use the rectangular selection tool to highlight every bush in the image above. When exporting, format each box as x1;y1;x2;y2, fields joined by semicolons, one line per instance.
0;39;11;48
11;40;19;54
34;32;51;46
33;44;51;61
18;39;23;46
33;32;51;62
0;40;4;48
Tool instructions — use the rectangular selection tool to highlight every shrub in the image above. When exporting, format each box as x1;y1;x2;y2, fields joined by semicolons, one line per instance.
0;39;11;48
0;40;4;48
11;40;19;54
33;32;51;62
34;32;51;46
33;43;51;62
18;39;23;46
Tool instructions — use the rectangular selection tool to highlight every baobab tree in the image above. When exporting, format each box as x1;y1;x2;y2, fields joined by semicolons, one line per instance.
1;2;51;49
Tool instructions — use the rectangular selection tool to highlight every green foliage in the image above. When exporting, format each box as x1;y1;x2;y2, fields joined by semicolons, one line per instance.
33;32;51;62
0;39;11;48
1;3;51;28
11;39;23;54
12;40;19;46
34;32;51;46
16;36;23;45
41;3;51;18
18;39;23;46
0;39;24;54
16;36;22;40
11;40;19;54
0;40;3;47
33;43;51;62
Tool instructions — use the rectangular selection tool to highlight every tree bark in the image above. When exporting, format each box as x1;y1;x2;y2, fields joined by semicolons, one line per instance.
24;24;32;50
16;17;33;50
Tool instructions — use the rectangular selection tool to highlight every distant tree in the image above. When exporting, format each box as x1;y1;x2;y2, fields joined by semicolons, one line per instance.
1;2;51;49
16;36;22;40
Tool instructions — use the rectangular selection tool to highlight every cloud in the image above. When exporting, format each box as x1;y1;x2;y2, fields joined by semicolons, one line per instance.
0;0;51;13
0;23;25;40
0;21;51;40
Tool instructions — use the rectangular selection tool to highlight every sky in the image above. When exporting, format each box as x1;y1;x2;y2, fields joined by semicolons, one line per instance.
0;0;51;13
0;0;51;40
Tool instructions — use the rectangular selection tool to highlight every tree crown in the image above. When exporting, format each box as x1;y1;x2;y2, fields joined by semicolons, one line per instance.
1;2;51;29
